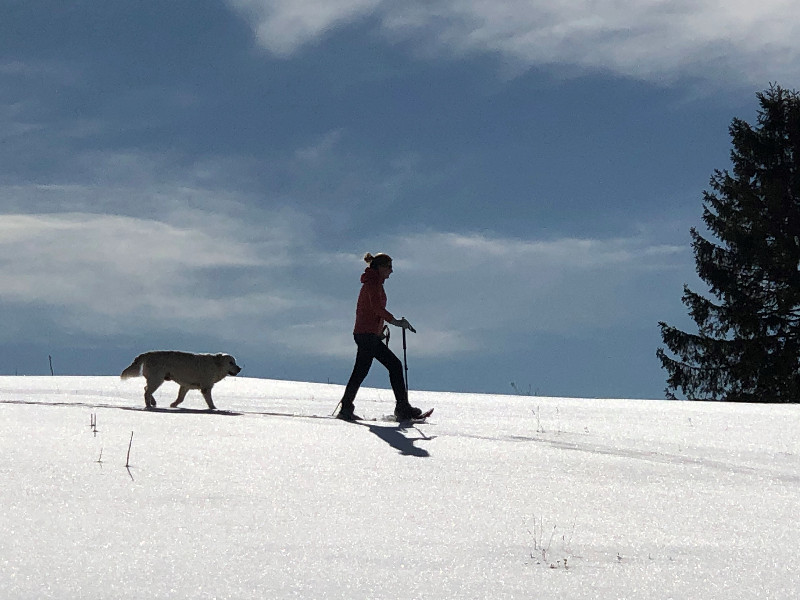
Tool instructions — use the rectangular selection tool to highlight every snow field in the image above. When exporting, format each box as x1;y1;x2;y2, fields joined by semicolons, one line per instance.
1;376;798;599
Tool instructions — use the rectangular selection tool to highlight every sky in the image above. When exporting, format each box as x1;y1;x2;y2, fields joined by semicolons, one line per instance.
1;1;799;399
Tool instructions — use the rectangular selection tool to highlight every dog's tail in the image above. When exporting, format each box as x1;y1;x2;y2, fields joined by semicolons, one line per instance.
120;354;145;379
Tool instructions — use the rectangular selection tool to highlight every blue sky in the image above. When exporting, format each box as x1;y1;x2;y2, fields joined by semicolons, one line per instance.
1;1;798;399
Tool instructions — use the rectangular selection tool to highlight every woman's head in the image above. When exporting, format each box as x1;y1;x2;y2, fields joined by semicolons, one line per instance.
364;252;393;280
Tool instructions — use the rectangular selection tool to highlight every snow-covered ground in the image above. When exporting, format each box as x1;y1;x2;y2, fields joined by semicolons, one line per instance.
1;375;798;599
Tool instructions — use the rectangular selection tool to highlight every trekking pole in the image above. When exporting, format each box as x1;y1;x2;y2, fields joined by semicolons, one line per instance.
402;323;409;395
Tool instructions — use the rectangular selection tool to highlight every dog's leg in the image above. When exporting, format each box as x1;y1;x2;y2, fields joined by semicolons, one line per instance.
170;386;190;408
201;388;216;410
144;378;163;408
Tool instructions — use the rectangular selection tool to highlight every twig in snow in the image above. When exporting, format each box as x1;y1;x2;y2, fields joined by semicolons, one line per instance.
125;431;134;468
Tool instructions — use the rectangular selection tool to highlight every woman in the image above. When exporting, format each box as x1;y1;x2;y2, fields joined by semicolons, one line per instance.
337;252;422;421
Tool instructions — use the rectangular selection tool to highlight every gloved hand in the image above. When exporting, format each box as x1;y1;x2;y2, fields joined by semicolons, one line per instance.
391;317;416;333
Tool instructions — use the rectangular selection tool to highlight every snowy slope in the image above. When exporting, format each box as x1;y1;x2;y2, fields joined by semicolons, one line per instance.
1;376;798;599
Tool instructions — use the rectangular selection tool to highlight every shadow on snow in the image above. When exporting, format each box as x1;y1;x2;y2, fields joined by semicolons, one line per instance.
356;421;434;458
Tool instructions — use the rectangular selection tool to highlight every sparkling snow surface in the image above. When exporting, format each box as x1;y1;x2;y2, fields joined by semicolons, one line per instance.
1;376;798;599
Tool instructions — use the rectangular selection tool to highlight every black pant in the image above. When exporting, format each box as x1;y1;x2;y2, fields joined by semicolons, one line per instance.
342;333;407;406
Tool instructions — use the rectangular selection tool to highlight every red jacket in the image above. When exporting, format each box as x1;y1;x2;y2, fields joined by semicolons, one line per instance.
354;267;395;335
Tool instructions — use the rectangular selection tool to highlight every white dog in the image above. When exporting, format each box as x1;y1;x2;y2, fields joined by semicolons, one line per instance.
120;351;242;409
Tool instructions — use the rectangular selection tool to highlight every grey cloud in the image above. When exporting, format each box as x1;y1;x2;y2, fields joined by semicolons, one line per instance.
384;230;690;340
227;0;800;86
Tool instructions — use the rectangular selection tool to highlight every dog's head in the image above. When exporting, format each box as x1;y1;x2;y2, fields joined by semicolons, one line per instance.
216;353;242;377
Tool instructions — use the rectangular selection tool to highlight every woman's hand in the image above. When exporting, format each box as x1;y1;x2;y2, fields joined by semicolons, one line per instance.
391;317;416;333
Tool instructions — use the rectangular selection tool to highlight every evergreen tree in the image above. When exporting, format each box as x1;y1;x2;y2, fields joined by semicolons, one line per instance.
657;84;800;402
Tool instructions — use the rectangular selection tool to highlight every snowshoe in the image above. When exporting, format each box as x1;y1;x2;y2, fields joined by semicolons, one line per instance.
335;402;361;421
394;403;423;421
